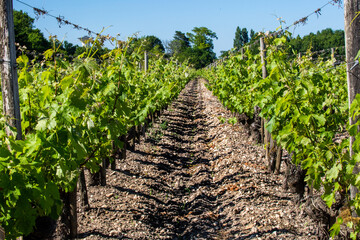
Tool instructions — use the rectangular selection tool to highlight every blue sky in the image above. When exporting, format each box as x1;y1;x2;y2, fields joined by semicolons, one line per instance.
13;0;344;57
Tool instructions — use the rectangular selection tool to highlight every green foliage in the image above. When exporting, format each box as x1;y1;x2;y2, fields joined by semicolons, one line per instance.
186;27;218;68
13;10;87;58
166;27;218;69
203;33;353;237
233;27;250;50
13;10;51;53
63;41;77;56
0;36;194;239
187;27;217;51
167;31;190;56
250;29;256;42
289;28;345;54
130;35;165;56
186;48;215;69
219;50;231;59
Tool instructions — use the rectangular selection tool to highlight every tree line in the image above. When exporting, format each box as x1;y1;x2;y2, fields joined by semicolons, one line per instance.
289;28;345;53
225;26;345;58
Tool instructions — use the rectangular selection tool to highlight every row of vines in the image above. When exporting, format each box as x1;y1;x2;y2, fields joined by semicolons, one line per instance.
0;38;195;239
202;33;360;238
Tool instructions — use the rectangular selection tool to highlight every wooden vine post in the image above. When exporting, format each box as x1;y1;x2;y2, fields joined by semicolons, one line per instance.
0;0;22;140
69;187;77;238
345;0;360;207
0;0;22;238
0;227;4;240
260;37;272;166
259;39;266;145
260;36;282;173
144;51;148;72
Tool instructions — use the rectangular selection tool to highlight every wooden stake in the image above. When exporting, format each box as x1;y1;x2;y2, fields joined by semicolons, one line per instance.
0;226;4;240
79;169;90;210
275;147;283;175
135;124;141;144
144;51;148;72
260;118;264;144
69;186;77;239
111;140;117;170
0;0;22;140
260;37;270;165
100;158;107;186
260;37;267;79
120;135;127;160
0;1;22;237
345;0;360;205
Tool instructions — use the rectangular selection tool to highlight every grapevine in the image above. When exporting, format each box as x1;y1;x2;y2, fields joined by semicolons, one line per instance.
202;33;359;237
0;37;194;239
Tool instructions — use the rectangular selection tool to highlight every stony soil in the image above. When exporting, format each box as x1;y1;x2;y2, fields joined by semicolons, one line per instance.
56;78;320;239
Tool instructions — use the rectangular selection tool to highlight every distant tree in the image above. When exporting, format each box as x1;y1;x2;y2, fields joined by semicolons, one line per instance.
233;27;250;49
250;29;256;42
187;27;217;51
13;10;51;53
234;26;242;50
129;35;165;57
142;35;165;53
63;41;77;56
185;27;217;68
186;48;215;69
241;28;249;45
166;27;217;69
167;31;190;55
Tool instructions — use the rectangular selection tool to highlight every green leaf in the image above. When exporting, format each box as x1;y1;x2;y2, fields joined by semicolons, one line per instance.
355;174;360;186
265;117;276;133
60;76;74;91
69;133;87;160
103;82;117;96
300;137;311;146
44;49;54;60
0;147;12;159
329;217;342;238
325;150;333;160
355;49;360;61
35;119;48;131
23;134;42;157
9;140;24;154
326;164;341;181
312;114;326;127
299;115;311;125
322;192;335;208
349;124;358;136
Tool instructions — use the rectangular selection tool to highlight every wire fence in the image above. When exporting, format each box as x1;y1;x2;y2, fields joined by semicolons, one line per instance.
207;0;343;68
15;0;101;37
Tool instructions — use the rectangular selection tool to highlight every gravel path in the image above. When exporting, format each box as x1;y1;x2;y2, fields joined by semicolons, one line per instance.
56;78;319;239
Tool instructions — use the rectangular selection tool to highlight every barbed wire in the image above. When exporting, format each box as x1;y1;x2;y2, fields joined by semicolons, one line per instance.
284;0;342;31
15;0;105;38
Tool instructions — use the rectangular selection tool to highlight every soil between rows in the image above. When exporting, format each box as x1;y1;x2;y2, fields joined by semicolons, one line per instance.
59;79;319;239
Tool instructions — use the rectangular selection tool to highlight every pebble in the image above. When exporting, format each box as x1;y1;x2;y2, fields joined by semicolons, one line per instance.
109;230;118;236
106;193;114;198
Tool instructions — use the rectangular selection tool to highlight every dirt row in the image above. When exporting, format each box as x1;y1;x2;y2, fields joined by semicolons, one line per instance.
61;79;319;239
